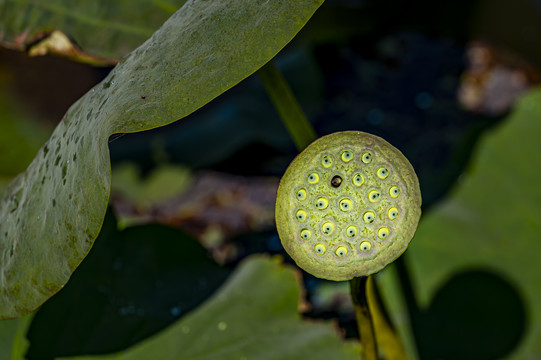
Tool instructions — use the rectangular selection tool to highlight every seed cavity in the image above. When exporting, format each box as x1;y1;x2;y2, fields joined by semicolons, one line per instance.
389;185;401;198
331;175;342;188
296;209;307;222
377;167;389;179
341;150;353;162
368;190;381;203
388;207;399;220
307;172;320;184
360;241;372;252
346;225;358;237
335;246;348;258
300;229;312;240
339;198;353;212
353;172;365;186
315;243;326;255
378;227;390;239
361;152;372;164
315;197;329;210
296;189;307;201
322;221;335;235
363;211;376;224
321;155;333;168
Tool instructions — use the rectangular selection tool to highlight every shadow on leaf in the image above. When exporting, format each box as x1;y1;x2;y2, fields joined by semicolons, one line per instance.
26;209;231;359
417;269;527;360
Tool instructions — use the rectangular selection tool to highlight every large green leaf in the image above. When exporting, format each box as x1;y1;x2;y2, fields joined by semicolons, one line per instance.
408;87;541;359
26;210;231;358
0;0;324;319
59;256;360;360
0;0;185;59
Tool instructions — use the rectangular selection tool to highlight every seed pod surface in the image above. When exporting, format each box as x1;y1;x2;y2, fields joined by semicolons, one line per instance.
275;131;421;281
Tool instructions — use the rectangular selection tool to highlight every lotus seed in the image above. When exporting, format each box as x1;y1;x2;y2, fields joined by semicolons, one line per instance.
335;246;348;258
321;155;333;168
363;211;376;224
346;225;357;237
315;197;329;210
362;152;372;164
315;244;326;255
378;227;390;239
307;173;320;184
389;186;400;198
353;172;365;186
296;189;307;201
360;241;372;252
368;190;381;203
377;167;389;179
295;210;307;222
341;150;353;162
331;175;342;188
339;198;353;212
388;207;399;220
322;221;335;235
300;229;312;240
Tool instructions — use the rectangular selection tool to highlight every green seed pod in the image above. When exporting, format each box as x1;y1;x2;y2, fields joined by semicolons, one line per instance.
275;131;422;281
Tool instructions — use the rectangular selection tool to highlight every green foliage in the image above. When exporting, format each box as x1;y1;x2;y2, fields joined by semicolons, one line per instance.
0;92;50;178
0;314;32;360
111;162;192;210
25;210;231;358
3;0;540;359
0;0;185;59
0;79;51;196
58;257;360;360
258;61;317;151
408;88;541;359
0;0;324;319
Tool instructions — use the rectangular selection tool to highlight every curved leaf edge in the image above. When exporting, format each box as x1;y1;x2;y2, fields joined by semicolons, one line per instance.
0;0;325;319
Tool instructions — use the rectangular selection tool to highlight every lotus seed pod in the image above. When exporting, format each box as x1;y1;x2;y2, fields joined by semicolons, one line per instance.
275;131;422;281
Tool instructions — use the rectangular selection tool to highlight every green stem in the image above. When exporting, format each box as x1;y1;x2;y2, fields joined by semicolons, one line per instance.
259;59;381;360
350;276;378;360
369;275;409;360
257;60;317;152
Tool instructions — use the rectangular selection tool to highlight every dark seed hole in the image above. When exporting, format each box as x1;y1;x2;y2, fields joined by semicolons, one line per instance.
331;175;342;188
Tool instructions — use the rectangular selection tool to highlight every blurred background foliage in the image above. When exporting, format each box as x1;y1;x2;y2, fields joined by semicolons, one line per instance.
1;0;541;359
